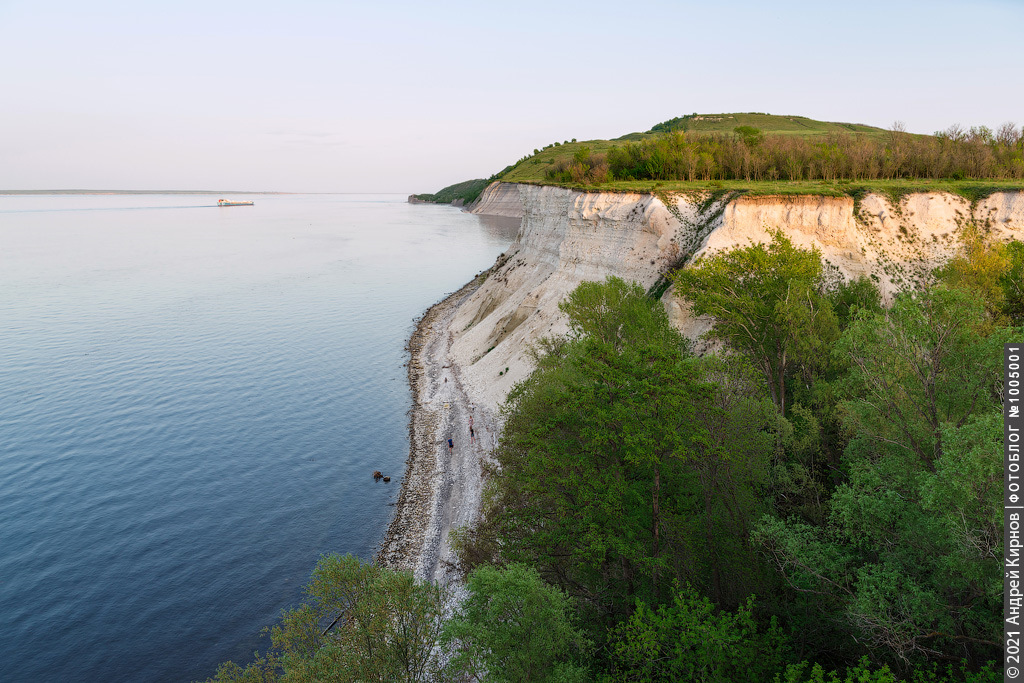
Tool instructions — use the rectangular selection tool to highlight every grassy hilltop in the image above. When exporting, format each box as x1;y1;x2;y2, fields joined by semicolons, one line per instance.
644;112;889;137
411;112;1024;202
498;112;897;185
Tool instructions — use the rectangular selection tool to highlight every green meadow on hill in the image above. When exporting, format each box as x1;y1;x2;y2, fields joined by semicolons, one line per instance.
645;112;889;137
418;112;1024;199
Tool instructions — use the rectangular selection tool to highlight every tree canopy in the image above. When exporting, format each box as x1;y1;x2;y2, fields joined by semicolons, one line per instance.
672;230;838;415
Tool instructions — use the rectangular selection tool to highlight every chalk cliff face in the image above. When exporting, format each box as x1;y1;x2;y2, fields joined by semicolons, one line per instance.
468;181;526;218
455;182;1024;410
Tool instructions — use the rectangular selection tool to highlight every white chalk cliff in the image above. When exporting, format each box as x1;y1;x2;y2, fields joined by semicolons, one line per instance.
455;182;1024;411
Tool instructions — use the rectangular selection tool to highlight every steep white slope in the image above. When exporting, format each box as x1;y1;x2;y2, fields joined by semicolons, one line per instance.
457;183;1024;412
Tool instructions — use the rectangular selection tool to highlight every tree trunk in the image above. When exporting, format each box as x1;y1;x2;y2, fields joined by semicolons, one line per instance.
703;465;722;604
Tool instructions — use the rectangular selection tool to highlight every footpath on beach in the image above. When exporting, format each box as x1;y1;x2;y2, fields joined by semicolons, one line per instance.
376;274;499;585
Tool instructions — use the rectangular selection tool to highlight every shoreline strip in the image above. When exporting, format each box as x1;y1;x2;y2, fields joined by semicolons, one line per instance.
375;273;491;577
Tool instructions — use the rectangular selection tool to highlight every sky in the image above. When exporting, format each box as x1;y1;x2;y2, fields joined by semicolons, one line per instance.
1;0;1022;193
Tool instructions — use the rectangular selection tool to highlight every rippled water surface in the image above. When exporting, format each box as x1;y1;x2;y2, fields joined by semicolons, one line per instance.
0;194;518;682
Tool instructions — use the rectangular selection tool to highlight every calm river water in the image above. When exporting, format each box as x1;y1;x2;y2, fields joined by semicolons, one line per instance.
0;193;518;682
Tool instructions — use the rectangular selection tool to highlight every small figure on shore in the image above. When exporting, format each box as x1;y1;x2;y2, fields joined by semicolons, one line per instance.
373;470;383;481
448;438;454;454
470;426;475;443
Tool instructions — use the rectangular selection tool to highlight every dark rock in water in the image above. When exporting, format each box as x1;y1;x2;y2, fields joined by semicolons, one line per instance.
383;476;391;482
373;470;383;480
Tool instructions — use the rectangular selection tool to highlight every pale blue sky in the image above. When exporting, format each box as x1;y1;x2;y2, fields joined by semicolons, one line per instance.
1;0;1021;192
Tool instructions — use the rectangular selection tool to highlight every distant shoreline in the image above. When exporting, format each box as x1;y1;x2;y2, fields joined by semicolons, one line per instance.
0;190;412;195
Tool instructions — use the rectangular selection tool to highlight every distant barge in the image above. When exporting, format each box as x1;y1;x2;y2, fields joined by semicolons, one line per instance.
218;199;254;206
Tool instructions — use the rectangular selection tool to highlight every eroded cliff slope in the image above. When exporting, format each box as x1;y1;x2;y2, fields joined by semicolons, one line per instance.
457;182;1024;410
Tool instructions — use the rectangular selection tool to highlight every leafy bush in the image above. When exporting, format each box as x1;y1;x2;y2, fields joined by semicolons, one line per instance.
544;146;609;185
604;584;787;682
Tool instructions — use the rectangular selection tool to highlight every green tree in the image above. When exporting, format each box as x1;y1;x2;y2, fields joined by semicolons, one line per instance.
836;286;1008;470
776;275;882;510
440;564;591;682
687;353;777;605
827;275;882;332
459;278;774;621
471;278;713;612
672;231;839;415
559;276;688;353
934;225;1013;324
604;583;787;683
560;279;707;589
735;125;765;148
205;554;451;683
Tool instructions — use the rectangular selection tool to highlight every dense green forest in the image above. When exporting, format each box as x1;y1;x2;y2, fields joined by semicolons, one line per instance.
207;228;1021;683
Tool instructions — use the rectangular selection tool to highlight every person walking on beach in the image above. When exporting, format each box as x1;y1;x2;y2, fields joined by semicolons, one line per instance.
469;426;475;443
448;438;454;454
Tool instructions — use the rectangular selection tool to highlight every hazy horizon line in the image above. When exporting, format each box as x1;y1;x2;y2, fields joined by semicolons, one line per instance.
0;190;414;195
